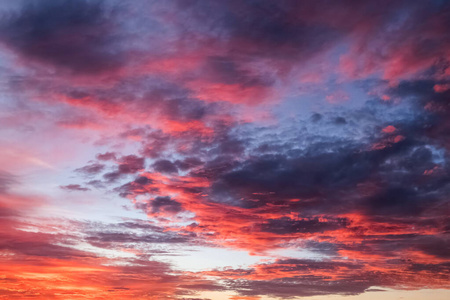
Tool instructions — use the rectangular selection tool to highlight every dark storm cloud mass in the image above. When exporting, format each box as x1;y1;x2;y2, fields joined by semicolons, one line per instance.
198;75;450;221
388;80;450;148
0;0;124;75
343;234;450;261
176;0;341;59
201;124;449;234
210;142;385;208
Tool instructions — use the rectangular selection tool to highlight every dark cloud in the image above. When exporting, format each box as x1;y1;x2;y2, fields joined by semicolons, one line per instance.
134;176;151;185
0;235;95;259
151;196;183;214
117;220;163;231
136;196;183;215
388;80;450;149
118;155;145;173
409;262;450;275
203;55;274;88
311;113;323;122
60;184;90;191
217;259;379;298
140;130;172;158
260;217;348;235
209;147;374;209
96;152;117;161
338;233;450;262
115;176;154;197
412;235;450;259
333;116;347;125
205;122;449;220
161;97;209;122
0;0;124;75
175;157;203;171
152;159;178;174
302;240;341;256
75;162;105;175
104;155;145;182
86;231;189;248
178;0;341;60
86;179;105;188
228;277;375;298
0;171;16;193
366;186;423;216
102;172;121;182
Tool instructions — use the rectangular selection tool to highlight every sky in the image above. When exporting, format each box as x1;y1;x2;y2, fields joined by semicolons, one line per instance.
0;0;449;299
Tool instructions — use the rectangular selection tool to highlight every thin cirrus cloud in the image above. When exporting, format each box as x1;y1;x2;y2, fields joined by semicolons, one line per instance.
0;0;449;299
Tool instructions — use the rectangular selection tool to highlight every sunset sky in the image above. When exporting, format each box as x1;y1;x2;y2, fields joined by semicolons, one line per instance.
0;0;449;299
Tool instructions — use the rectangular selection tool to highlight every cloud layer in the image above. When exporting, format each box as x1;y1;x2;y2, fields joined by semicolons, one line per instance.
0;0;449;299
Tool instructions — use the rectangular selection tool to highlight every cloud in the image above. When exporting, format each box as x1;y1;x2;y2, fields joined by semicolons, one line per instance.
75;162;105;175
135;196;184;216
96;152;117;161
59;184;90;191
260;217;348;235
0;171;16;193
103;155;145;181
152;159;178;174
0;0;124;75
